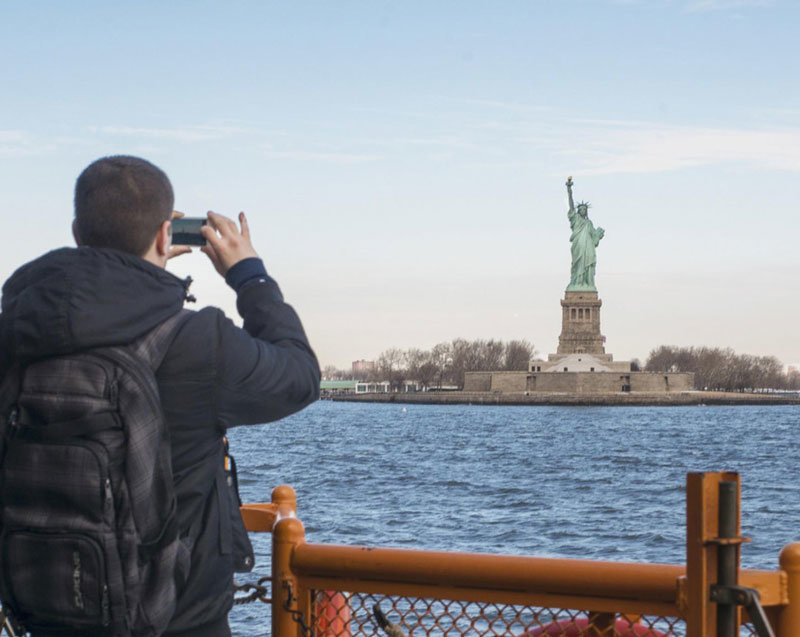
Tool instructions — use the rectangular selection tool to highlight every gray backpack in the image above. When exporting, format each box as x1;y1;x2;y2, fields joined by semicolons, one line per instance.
0;310;190;636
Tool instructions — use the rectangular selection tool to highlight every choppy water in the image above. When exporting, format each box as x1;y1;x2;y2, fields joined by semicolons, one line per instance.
227;402;800;634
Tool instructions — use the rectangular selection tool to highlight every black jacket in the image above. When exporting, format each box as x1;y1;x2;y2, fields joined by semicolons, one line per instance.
0;247;320;633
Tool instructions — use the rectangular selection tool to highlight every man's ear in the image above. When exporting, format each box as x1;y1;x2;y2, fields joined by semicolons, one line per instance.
155;219;172;257
72;219;82;246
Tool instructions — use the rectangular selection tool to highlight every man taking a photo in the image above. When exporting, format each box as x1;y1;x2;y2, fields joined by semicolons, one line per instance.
0;155;320;636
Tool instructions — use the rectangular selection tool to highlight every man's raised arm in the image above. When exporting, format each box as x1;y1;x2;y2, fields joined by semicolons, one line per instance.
200;212;320;426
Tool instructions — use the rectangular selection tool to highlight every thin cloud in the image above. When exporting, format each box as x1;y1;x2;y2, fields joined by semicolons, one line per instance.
263;150;381;164
686;0;771;10
352;135;475;152
456;98;553;113
390;136;467;147
530;120;800;175
89;124;246;142
610;0;772;10
0;130;48;157
0;131;26;143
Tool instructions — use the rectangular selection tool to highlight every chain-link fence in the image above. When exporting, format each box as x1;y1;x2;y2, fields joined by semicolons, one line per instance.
311;591;683;636
310;591;765;637
229;560;776;637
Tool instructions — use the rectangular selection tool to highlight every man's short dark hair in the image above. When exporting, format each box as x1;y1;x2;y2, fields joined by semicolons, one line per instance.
74;156;174;256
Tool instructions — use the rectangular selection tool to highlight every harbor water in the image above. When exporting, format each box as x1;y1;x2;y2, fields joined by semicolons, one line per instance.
228;401;800;633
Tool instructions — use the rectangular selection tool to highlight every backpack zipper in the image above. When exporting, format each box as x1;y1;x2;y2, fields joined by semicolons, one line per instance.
7;406;19;437
96;349;163;418
101;585;110;626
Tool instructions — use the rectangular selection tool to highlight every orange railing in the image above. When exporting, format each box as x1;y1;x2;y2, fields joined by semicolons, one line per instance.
240;474;800;637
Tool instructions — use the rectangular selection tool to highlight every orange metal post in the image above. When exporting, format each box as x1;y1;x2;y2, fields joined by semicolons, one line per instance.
239;503;278;532
272;484;298;517
240;485;297;533
272;516;308;637
778;543;800;637
685;471;740;637
587;611;614;636
620;613;642;625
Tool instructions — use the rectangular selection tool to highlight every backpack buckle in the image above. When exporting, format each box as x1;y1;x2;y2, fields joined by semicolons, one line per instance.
1;603;24;637
6;407;20;438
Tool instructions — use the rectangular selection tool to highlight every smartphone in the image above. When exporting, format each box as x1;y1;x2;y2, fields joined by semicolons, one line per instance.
172;217;207;246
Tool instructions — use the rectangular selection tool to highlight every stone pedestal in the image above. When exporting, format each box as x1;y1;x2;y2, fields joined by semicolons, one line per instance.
557;291;605;355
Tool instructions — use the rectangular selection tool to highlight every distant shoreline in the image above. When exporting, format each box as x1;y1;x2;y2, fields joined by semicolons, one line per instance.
327;391;800;407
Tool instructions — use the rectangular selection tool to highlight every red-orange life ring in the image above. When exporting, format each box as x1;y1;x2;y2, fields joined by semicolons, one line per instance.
525;617;667;636
315;591;352;636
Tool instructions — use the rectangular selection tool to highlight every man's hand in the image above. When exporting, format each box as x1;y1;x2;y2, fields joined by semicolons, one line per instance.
200;211;259;276
168;210;192;260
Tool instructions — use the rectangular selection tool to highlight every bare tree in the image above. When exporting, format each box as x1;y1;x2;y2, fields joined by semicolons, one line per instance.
371;338;538;391
376;348;406;392
448;339;473;388
479;339;506;371
646;345;788;392
322;365;352;380
504;339;535;371
644;345;680;373
405;348;438;390
430;342;452;389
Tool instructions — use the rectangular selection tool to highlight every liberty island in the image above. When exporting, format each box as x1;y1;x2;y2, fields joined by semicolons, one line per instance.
463;176;694;395
330;177;800;405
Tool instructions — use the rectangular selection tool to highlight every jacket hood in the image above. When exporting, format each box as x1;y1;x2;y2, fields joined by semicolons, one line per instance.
1;247;190;364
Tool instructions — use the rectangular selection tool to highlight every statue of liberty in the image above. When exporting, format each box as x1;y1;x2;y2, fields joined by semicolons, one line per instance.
565;176;604;291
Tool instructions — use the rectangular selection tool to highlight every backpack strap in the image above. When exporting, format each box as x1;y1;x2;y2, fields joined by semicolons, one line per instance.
131;308;193;371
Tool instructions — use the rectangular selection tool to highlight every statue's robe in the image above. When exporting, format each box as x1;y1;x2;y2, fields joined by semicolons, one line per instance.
568;210;602;289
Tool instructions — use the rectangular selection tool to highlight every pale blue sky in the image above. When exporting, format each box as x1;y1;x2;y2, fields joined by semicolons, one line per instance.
2;0;799;368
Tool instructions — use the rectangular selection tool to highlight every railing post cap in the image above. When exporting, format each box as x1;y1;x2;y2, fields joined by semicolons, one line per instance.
272;484;296;503
272;484;297;517
780;543;800;570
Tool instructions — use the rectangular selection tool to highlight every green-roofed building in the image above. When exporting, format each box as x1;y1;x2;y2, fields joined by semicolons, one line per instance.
320;380;359;394
320;379;421;397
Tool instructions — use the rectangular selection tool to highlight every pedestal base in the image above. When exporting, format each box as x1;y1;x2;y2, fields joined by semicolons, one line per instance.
557;291;605;355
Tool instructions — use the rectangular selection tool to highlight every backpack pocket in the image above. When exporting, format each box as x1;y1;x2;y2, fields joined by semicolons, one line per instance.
1;437;126;634
3;530;111;629
2;438;115;530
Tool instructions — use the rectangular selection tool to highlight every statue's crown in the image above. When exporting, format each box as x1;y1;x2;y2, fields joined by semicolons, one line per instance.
577;200;591;209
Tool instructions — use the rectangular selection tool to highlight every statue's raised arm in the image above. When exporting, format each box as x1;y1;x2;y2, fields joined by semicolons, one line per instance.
566;176;576;216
